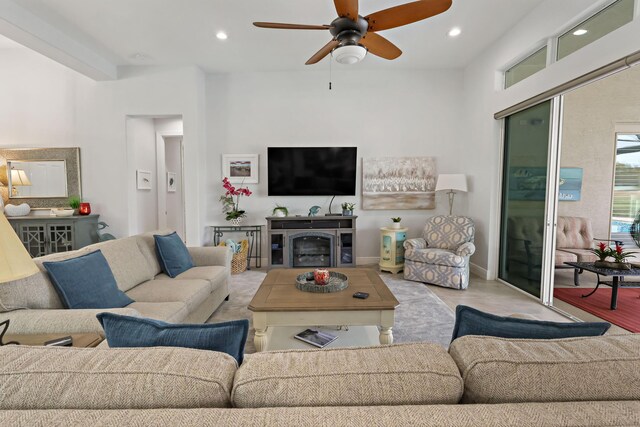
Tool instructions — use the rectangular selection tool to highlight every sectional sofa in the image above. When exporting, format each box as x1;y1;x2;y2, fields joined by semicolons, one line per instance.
1;334;638;426
0;230;232;334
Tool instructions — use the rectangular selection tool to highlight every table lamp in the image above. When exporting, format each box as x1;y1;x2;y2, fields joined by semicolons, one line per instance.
435;174;468;215
0;211;39;283
9;169;31;196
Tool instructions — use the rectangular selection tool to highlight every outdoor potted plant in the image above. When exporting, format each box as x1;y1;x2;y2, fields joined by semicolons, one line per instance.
341;202;355;216
591;241;637;270
220;177;252;226
272;205;289;217
391;217;402;229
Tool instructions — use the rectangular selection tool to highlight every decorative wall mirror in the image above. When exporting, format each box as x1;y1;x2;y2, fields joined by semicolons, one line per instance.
0;147;81;209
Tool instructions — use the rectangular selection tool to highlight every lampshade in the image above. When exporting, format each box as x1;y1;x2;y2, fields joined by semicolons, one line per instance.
0;212;39;283
10;169;31;186
435;174;467;192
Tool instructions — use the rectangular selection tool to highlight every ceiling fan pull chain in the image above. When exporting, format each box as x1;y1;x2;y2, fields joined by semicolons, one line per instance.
329;52;332;90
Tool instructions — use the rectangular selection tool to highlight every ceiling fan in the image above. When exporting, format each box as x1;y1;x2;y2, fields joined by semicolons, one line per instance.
254;0;453;65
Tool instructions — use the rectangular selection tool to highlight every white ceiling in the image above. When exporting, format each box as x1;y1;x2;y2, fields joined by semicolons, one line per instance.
10;0;546;72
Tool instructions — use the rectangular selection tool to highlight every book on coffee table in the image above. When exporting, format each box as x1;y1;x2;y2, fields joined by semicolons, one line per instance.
294;329;338;348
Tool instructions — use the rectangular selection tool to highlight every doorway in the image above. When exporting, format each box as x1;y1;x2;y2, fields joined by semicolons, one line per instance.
125;115;184;238
160;134;185;240
498;101;554;298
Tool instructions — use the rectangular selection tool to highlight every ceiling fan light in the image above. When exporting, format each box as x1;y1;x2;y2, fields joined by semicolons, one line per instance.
333;44;367;65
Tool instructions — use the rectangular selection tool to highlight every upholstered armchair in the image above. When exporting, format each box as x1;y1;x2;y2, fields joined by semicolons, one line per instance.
403;216;475;290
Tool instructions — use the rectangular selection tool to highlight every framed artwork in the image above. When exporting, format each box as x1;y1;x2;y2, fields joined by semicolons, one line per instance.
167;172;177;193
136;170;152;190
362;157;437;210
508;167;583;201
222;154;259;184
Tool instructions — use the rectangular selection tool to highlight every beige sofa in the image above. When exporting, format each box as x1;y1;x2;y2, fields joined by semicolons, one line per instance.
0;230;232;334
0;334;638;426
507;216;598;283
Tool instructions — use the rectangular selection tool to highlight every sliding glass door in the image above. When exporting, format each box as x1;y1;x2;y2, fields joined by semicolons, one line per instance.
499;101;553;297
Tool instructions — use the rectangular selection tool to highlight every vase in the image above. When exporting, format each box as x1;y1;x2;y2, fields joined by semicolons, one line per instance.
229;218;243;226
79;203;91;215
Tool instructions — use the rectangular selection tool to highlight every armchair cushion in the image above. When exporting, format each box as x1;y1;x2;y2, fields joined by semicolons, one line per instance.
423;216;475;250
404;238;428;250
405;248;466;267
455;242;476;257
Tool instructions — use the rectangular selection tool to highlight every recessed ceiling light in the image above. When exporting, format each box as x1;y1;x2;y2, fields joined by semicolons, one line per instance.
573;28;588;36
448;27;461;37
216;31;228;40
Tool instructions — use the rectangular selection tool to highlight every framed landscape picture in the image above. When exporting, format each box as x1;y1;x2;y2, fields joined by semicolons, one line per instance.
222;154;259;183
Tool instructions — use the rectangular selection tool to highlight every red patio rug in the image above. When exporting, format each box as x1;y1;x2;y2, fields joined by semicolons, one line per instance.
554;287;640;333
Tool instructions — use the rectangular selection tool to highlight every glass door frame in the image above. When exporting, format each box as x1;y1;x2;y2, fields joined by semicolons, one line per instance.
495;96;563;307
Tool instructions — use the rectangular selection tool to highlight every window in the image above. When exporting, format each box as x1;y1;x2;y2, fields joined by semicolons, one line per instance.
557;0;634;60
505;46;547;89
611;133;640;248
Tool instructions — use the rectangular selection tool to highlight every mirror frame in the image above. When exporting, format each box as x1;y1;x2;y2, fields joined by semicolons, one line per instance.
0;147;81;209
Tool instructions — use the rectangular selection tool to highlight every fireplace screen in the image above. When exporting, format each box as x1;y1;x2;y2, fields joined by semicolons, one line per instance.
289;232;334;268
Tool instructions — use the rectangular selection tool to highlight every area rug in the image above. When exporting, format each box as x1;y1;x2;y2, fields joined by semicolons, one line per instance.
207;270;455;353
554;287;640;333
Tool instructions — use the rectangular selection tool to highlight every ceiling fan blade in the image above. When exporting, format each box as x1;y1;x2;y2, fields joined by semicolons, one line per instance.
360;33;402;60
365;0;452;32
334;0;358;21
253;22;331;30
306;40;340;65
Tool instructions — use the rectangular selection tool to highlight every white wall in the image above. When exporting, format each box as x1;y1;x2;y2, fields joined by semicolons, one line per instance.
164;136;185;239
462;0;640;278
206;69;466;262
126;117;157;234
0;45;207;244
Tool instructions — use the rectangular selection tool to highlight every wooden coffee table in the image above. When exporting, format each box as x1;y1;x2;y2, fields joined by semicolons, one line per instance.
2;333;104;348
248;268;399;352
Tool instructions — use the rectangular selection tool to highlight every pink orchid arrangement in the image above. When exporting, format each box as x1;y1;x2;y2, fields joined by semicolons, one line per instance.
220;177;252;220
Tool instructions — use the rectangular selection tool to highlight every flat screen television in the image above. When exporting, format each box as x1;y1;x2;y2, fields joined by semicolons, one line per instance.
268;147;357;196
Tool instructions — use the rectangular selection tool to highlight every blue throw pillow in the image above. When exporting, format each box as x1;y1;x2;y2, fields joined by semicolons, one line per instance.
154;232;194;278
96;313;249;364
451;305;610;342
43;250;134;309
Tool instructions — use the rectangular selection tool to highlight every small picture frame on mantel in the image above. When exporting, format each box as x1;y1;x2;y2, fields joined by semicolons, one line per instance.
137;170;152;190
222;154;259;184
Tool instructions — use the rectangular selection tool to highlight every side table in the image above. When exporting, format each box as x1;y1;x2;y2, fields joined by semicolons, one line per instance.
2;333;104;348
379;227;408;274
209;225;262;269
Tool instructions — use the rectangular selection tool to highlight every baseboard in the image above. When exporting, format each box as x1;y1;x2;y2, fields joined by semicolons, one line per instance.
470;262;489;280
356;256;380;266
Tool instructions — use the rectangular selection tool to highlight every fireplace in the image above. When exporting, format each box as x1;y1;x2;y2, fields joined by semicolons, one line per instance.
288;231;335;268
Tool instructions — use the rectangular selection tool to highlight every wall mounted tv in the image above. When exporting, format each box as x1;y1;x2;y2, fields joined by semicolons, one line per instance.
268;147;357;196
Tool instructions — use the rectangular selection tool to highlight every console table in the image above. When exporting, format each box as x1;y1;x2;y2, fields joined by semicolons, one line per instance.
209;224;262;269
7;214;100;257
266;216;356;269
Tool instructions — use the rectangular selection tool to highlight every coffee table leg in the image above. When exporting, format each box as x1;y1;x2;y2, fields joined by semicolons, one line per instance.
611;276;619;310
380;327;393;345
253;313;268;352
379;311;394;345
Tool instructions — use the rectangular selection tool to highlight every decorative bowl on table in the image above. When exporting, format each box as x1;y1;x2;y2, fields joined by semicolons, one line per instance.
295;271;349;293
51;208;74;217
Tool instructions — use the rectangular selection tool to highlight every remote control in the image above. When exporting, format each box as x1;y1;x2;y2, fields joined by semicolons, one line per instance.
44;336;73;347
353;292;369;299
